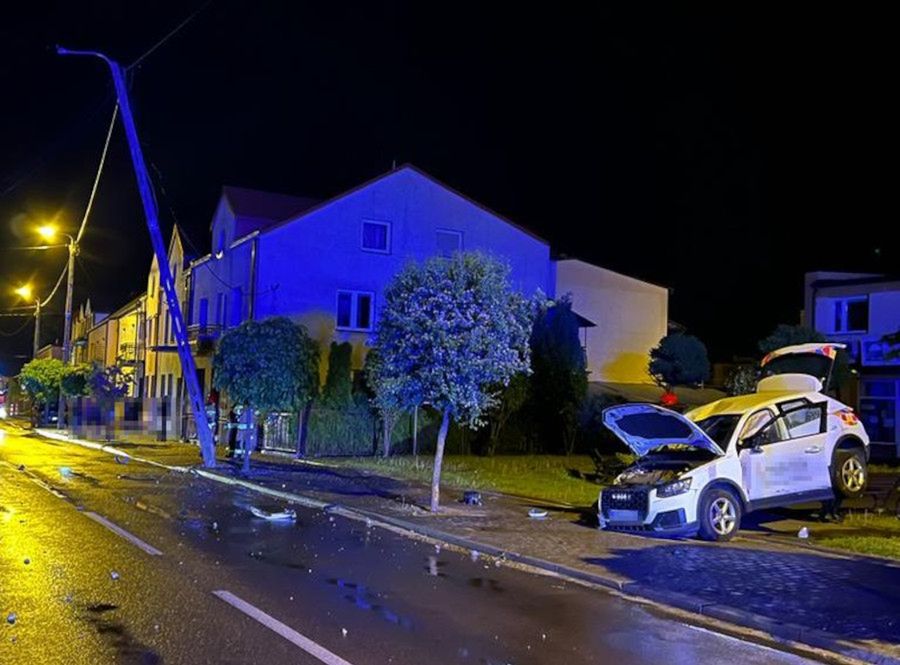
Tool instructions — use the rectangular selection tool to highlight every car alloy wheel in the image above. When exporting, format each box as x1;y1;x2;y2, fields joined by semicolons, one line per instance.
710;497;736;536
841;456;865;492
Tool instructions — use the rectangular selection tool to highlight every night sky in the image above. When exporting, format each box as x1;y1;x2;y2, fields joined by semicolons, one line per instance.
1;2;893;374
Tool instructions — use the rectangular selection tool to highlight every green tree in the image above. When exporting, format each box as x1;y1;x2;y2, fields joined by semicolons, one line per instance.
364;348;404;457
724;364;758;396
528;296;588;454
214;317;320;472
649;333;711;389
322;341;352;408
485;373;529;456
60;364;91;398
19;358;67;425
373;252;534;511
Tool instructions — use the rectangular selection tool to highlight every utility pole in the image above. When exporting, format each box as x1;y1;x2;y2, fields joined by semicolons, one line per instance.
57;235;76;428
58;47;217;466
32;299;41;359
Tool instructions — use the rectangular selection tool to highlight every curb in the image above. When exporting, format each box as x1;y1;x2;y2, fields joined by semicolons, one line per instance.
29;428;900;665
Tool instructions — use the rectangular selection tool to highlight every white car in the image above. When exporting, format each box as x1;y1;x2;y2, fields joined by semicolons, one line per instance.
598;343;870;541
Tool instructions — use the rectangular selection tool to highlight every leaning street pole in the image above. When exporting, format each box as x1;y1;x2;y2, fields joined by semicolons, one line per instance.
58;47;217;466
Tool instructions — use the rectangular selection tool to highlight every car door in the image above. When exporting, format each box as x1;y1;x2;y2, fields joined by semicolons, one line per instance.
739;402;830;501
778;400;831;493
739;408;787;500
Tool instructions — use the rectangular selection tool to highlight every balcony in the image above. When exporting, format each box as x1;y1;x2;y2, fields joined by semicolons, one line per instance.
187;324;223;354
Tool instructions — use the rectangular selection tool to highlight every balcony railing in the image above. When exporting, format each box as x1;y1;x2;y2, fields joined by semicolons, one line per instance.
186;324;223;342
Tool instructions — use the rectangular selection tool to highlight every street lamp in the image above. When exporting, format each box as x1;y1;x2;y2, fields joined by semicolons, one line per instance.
31;224;77;430
31;225;77;369
14;284;41;359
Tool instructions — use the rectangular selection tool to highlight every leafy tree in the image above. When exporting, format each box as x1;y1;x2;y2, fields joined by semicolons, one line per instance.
724;364;758;396
364;348;404;457
88;364;132;400
60;364;92;398
484;373;529;456
373;252;534;511
214;317;320;472
19;358;67;425
649;333;711;389
528;296;588;454
20;358;66;404
322;341;353;408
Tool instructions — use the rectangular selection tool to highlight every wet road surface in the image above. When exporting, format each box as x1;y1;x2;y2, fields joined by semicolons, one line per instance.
0;425;816;664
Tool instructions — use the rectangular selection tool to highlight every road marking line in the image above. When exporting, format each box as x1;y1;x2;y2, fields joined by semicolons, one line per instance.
212;590;354;665
83;512;163;556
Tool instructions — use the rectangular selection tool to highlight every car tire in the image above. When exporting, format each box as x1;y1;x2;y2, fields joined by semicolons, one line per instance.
832;448;867;498
698;488;742;542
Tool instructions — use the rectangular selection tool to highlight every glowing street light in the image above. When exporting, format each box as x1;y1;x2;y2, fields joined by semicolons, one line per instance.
14;284;41;358
37;224;59;241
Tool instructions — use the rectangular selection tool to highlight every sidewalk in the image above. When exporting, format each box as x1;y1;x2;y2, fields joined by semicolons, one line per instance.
30;426;900;664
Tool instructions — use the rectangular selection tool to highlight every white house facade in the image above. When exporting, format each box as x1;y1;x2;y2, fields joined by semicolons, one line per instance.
804;271;900;458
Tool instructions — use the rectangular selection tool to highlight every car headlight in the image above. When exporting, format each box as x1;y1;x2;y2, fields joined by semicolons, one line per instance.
656;478;692;498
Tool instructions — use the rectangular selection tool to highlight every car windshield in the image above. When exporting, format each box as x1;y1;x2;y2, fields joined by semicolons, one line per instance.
692;414;741;451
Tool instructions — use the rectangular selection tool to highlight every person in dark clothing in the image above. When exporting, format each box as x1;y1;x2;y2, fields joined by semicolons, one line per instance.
226;407;239;459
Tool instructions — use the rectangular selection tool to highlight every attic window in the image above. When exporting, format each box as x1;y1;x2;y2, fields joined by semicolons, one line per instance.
436;229;463;257
215;230;226;258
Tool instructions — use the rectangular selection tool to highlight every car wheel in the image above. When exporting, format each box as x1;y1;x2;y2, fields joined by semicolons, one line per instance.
833;449;867;498
698;488;742;542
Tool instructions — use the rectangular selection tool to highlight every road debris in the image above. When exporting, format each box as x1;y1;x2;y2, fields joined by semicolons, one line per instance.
110;571;120;580
798;526;810;539
528;508;548;519
249;506;296;521
6;613;16;625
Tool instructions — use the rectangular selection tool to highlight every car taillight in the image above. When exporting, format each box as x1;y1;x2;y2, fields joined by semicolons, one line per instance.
837;408;859;426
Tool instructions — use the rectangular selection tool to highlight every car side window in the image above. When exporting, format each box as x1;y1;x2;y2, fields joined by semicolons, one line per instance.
780;403;826;439
741;409;786;447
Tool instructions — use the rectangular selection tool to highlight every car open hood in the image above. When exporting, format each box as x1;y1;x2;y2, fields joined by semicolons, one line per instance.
760;343;845;391
602;403;725;458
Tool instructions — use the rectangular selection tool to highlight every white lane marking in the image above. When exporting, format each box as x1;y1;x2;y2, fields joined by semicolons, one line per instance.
212;590;354;665
0;459;68;499
83;511;163;556
684;623;809;661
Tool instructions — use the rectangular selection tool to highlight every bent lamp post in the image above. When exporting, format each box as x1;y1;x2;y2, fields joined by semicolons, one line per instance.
57;46;217;466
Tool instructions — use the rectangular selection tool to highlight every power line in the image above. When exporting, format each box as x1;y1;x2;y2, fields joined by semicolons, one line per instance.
0;318;32;337
76;104;119;244
128;0;214;71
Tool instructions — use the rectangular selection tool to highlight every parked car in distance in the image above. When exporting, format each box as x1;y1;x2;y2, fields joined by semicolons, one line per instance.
598;343;869;541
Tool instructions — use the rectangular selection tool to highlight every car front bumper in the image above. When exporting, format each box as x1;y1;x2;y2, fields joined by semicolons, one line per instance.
599;487;700;537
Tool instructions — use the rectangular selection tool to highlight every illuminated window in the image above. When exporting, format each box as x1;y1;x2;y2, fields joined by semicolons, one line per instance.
362;220;390;253
336;290;375;331
436;229;463;257
833;297;868;333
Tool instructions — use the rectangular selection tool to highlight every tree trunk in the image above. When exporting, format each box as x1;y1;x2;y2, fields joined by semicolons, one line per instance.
382;417;392;458
242;408;256;474
430;407;451;512
412;406;418;459
295;402;312;459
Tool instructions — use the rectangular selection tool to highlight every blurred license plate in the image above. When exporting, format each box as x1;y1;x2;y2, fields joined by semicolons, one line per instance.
608;509;639;522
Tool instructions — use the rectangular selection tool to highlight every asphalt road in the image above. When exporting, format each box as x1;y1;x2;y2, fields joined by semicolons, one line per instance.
0;424;815;664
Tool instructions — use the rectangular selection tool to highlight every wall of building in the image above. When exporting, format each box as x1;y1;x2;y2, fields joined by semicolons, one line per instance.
555;259;668;383
254;167;552;372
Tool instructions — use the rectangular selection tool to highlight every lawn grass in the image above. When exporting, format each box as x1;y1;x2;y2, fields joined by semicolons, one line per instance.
814;512;900;560
321;454;604;506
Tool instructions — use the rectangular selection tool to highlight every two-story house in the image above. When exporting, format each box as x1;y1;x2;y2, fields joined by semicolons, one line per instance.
804;271;900;458
190;165;668;407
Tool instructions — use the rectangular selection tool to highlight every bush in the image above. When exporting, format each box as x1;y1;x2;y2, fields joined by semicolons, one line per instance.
649;333;711;388
725;365;758;395
306;393;375;456
322;342;353;408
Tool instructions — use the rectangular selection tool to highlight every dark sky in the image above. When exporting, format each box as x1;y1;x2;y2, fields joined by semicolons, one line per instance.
1;2;894;374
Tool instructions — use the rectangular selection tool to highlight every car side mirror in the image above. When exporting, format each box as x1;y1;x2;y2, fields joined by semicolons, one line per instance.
739;434;762;452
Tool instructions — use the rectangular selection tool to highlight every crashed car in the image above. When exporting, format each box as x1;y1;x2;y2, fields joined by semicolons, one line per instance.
598;343;869;541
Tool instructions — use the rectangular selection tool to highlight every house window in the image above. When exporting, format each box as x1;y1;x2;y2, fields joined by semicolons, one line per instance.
336;290;375;331
198;298;209;330
361;220;390;253
230;287;242;327
833;297;868;333
436;229;463;257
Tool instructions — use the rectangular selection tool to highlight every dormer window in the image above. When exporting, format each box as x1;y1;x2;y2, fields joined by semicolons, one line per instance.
215;229;226;259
